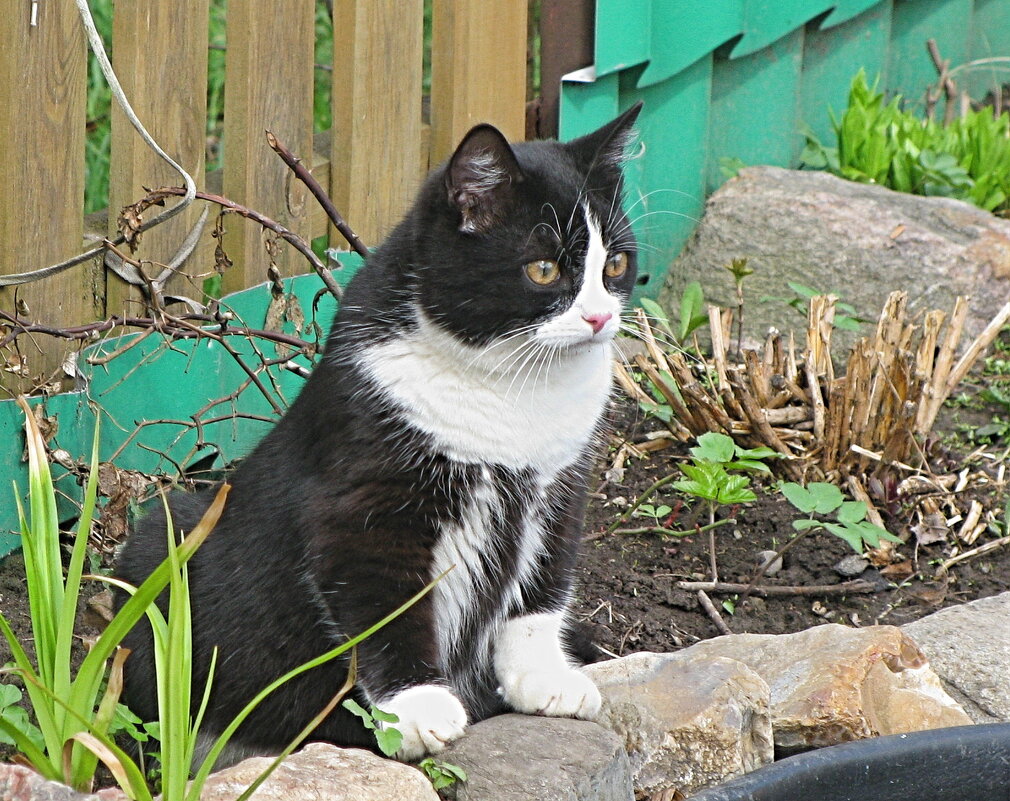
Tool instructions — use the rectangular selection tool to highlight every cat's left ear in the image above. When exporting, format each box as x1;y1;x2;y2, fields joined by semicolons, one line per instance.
446;124;524;234
566;101;643;177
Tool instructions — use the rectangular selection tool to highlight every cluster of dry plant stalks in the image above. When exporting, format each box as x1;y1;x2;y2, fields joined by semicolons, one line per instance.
614;291;1010;578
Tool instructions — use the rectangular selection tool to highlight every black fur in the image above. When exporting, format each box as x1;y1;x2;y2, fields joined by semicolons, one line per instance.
115;103;642;758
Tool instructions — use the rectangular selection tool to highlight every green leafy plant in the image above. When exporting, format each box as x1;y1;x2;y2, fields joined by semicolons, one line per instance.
0;397;109;790
801;69;1010;213
780;482;902;554
419;757;468;791
340;699;403;758
673;433;778;580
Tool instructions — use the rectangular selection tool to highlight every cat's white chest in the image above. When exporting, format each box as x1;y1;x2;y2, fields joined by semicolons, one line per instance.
359;315;613;472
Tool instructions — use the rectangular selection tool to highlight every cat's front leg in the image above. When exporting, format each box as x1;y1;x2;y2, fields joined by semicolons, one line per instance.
493;611;601;719
378;684;468;760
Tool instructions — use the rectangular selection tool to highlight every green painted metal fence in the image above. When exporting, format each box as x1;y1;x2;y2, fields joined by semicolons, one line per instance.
560;0;1010;293
0;257;360;555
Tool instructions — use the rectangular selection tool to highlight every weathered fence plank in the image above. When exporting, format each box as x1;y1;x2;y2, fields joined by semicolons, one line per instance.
0;1;94;392
330;0;424;248
429;0;528;165
222;0;315;293
107;1;210;317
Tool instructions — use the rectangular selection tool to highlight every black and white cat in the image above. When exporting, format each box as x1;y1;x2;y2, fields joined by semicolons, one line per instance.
116;102;642;762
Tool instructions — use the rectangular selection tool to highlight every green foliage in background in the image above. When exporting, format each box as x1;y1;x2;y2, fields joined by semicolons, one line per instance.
801;70;1010;214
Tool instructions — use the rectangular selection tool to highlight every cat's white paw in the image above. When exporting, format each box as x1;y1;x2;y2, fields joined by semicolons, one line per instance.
500;667;602;719
380;685;468;761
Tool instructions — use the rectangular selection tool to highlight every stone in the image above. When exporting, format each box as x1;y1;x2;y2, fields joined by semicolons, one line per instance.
437;713;632;801
197;742;438;801
0;764;124;801
661;166;1010;349
833;554;869;578
680;624;972;750
902;591;1010;723
585;652;773;797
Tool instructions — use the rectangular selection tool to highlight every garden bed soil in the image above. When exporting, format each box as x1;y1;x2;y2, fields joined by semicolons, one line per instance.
572;395;1010;658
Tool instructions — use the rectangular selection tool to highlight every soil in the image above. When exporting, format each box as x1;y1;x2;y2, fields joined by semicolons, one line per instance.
572;395;1010;658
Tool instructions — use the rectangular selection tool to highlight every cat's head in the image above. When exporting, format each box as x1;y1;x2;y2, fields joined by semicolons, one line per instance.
408;103;643;357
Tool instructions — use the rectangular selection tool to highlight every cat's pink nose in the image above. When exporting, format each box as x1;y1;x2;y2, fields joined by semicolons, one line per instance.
582;312;613;334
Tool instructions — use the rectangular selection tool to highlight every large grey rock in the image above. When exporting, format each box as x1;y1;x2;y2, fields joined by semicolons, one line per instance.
680;624;972;750
198;742;438;801
585;653;773;796
662;166;1010;347
902;592;1010;724
0;764;124;801
438;714;632;801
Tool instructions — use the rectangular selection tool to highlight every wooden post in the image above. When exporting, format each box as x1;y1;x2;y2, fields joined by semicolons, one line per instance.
222;0;315;294
108;2;210;317
330;0;424;248
429;0;529;165
0;1;93;392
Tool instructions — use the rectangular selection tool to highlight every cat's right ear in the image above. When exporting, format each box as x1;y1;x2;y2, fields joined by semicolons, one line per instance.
446;125;524;234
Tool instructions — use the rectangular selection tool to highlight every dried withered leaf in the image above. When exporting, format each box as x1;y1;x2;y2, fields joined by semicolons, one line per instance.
117;201;145;253
912;510;949;546
880;559;915;581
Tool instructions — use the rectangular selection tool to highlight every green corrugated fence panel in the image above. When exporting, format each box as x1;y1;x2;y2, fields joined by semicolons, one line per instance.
0;260;360;556
708;27;807;194
635;0;742;87
561;0;995;300
821;0;888;26
801;1;893;146
733;0;832;57
888;0;973;110
621;58;714;295
595;0;651;75
968;0;1010;100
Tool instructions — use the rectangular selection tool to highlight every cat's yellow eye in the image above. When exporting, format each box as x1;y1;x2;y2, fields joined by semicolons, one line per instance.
604;252;628;279
525;259;561;286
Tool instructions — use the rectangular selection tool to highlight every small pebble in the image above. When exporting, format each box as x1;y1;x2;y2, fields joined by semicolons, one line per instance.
833;554;870;578
756;549;783;576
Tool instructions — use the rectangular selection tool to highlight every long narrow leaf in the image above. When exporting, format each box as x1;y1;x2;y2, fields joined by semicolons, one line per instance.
65;485;230;731
230;649;358;801
55;419;102;786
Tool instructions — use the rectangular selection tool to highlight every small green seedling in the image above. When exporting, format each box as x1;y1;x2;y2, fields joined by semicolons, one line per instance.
341;699;403;758
632;503;673;527
780;482;902;553
419;757;468;790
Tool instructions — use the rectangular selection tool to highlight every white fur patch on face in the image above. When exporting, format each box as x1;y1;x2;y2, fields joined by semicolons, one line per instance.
533;206;622;349
493;612;602;719
360;308;613;471
377;684;468;761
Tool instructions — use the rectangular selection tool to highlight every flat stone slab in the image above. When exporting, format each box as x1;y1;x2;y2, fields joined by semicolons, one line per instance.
902;591;1010;723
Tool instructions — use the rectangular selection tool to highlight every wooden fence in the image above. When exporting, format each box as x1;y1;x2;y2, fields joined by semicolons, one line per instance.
0;0;542;385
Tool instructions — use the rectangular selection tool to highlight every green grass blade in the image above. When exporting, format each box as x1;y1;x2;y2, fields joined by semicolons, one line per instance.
66;485;230;737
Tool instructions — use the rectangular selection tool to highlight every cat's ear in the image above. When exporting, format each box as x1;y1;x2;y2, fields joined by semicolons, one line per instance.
446;124;524;234
566;101;643;177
